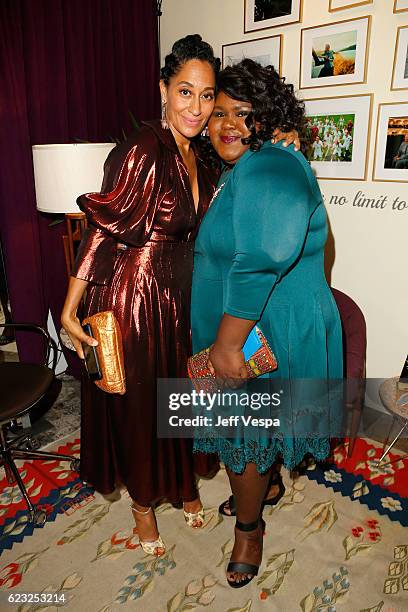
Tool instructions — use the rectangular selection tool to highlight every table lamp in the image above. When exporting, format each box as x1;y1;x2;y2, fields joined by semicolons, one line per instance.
32;143;115;275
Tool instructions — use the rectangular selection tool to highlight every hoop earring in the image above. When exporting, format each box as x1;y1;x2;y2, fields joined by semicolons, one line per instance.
201;126;209;137
161;101;169;130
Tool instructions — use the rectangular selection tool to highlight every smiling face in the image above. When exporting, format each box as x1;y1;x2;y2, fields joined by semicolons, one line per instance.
208;91;252;164
160;59;216;145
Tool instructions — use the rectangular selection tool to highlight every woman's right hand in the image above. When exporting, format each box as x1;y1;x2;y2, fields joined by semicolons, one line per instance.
61;311;97;360
208;343;247;389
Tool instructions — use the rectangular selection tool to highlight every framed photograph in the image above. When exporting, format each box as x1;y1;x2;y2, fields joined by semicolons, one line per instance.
373;103;408;183
392;26;408;90
244;0;302;33
303;94;372;180
222;35;282;73
394;0;408;14
300;16;371;89
329;0;372;11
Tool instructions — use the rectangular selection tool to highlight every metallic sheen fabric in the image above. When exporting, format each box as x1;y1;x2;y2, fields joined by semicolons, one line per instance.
71;121;219;505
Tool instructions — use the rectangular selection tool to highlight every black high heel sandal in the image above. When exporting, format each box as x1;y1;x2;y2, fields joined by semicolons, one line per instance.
219;473;285;517
226;517;265;589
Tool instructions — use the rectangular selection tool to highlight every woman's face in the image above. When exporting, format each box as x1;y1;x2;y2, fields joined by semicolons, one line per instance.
160;59;216;142
208;91;252;164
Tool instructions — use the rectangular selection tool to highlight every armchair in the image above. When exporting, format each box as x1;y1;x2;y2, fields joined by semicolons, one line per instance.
331;288;367;458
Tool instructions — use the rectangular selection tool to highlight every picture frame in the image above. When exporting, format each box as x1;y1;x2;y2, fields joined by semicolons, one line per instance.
391;26;408;90
222;35;283;74
329;0;373;12
303;93;373;180
244;0;302;33
373;102;408;183
394;0;408;14
300;16;371;89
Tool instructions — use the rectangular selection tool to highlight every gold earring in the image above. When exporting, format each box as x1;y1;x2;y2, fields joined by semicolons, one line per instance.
161;100;169;130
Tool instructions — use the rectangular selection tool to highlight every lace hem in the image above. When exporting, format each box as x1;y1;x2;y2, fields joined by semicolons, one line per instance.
193;436;330;474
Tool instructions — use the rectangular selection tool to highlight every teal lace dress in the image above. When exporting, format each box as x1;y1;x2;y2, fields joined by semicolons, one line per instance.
191;141;343;473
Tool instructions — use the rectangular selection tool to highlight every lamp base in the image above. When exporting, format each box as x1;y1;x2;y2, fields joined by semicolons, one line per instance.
63;213;87;276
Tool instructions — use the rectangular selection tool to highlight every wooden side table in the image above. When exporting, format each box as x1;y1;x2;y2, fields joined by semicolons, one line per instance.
377;376;408;466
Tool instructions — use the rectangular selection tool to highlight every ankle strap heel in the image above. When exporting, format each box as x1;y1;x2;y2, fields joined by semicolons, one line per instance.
235;519;261;532
227;517;264;589
130;503;166;557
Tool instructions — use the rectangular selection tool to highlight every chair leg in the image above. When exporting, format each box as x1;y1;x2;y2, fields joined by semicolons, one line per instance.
3;460;16;485
376;418;408;467
7;431;39;451
347;402;363;458
381;416;395;455
10;449;76;463
3;450;36;521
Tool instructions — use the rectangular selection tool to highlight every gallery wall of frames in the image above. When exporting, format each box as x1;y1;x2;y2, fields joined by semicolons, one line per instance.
161;0;408;387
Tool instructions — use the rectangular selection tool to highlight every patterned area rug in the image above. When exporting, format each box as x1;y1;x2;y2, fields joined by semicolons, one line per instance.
0;435;407;611
305;438;408;526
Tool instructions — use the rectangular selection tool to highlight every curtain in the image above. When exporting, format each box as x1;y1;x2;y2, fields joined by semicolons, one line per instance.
0;0;160;365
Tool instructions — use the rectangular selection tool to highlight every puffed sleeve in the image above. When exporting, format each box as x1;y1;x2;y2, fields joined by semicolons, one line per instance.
71;129;163;285
224;150;320;320
70;226;117;285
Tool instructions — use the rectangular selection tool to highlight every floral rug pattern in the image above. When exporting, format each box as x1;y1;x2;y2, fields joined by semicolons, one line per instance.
0;435;407;611
304;438;408;526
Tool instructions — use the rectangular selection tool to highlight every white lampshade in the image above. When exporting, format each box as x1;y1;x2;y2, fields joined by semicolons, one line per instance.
32;143;116;213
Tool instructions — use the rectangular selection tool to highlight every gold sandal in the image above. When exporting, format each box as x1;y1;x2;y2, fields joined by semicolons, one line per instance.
131;504;166;557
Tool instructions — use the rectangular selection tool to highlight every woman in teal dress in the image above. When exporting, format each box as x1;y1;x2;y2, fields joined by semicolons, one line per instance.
191;59;343;587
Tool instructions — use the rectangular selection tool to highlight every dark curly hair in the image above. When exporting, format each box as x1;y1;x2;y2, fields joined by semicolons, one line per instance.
160;34;221;84
217;59;305;151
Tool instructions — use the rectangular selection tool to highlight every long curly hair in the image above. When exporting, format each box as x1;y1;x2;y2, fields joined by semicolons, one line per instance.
217;59;305;151
160;34;221;84
197;59;305;167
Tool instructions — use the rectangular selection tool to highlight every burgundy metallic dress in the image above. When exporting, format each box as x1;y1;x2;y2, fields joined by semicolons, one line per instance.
71;121;219;505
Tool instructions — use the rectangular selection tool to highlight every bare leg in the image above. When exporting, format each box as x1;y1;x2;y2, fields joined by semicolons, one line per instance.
226;463;271;585
130;500;165;557
221;461;282;515
183;498;202;511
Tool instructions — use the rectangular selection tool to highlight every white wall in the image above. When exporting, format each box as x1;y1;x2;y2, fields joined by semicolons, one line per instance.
161;0;407;379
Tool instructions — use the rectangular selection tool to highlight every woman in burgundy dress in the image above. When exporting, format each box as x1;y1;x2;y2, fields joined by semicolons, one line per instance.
62;35;220;556
62;34;298;557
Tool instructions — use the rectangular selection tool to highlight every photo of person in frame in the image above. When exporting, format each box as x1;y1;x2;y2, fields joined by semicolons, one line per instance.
311;31;357;79
312;44;335;77
384;117;408;168
304;113;355;162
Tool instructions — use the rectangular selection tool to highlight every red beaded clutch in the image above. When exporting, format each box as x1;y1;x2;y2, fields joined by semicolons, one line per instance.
187;326;277;392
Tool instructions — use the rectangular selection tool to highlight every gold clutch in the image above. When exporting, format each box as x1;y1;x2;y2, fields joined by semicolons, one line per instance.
82;311;126;395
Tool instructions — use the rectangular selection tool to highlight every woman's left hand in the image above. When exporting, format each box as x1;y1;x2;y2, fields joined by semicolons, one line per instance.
272;128;301;151
208;344;248;389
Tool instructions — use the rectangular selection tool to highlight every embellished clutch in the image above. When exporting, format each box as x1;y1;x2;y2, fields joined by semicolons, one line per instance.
187;326;277;392
82;311;126;395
